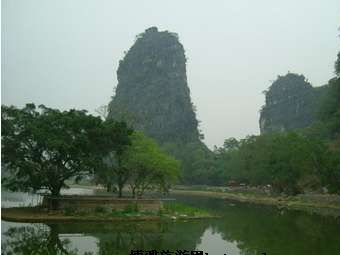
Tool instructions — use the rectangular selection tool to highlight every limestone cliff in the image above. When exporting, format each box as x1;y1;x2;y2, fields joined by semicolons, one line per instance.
260;73;328;134
108;27;200;144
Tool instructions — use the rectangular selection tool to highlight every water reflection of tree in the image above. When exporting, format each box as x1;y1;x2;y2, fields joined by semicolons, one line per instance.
2;225;79;255
94;221;208;255
1;221;209;255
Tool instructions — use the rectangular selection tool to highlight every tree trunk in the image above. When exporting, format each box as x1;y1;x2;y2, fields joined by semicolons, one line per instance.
106;181;112;192
47;225;69;254
49;184;62;210
131;186;136;198
117;176;123;198
118;184;123;198
116;158;124;198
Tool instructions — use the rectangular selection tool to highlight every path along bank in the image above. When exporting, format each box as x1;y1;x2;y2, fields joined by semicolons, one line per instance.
172;189;340;217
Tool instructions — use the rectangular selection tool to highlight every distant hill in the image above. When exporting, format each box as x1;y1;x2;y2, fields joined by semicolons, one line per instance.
259;73;328;134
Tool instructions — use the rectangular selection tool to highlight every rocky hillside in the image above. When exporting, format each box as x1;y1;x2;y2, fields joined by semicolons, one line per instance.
259;73;328;134
108;27;200;144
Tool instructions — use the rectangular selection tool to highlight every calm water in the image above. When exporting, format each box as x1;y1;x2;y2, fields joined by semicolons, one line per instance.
2;189;340;255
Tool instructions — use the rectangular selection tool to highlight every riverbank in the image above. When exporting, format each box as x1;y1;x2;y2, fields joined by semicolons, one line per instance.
172;189;340;217
1;202;218;223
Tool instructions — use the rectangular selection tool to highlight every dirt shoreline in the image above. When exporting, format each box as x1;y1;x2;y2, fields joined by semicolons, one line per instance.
172;189;340;217
1;206;218;223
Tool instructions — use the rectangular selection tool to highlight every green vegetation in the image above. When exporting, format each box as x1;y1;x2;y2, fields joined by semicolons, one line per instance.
162;201;212;217
212;133;339;194
62;201;214;219
1;103;179;200
94;132;180;198
1;104;131;197
121;132;180;198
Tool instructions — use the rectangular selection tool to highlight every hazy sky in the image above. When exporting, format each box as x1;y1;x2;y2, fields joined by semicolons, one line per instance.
2;0;339;148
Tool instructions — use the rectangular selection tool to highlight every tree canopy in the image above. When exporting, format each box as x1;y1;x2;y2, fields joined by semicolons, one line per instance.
96;132;180;198
1;104;132;197
122;132;180;197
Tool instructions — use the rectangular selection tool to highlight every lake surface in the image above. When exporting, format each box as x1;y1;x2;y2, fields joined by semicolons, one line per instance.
2;189;340;255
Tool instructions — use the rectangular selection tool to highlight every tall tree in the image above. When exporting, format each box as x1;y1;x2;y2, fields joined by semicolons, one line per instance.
122;132;180;198
94;120;134;197
1;104;132;199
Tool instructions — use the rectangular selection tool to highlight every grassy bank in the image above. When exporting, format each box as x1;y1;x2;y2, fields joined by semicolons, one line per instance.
1;202;217;223
173;188;340;217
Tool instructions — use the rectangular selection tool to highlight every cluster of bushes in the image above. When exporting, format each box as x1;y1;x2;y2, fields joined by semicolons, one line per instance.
213;133;340;195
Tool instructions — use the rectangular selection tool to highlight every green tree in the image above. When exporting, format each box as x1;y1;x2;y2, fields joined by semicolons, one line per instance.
95;121;133;198
122;132;180;198
223;137;239;151
1;104;132;199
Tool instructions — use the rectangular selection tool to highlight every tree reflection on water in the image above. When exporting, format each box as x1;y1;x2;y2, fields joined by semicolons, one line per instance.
1;221;209;255
2;225;79;255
